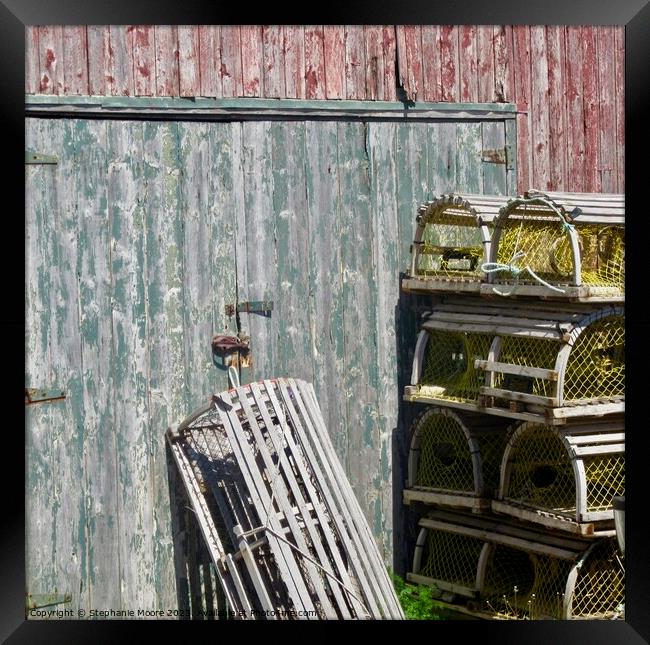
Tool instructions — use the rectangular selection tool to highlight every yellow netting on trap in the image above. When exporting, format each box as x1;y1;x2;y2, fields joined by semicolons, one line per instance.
571;539;625;618
495;216;575;286
584;455;625;513
416;211;485;278
483;546;573;619
504;425;577;517
577;225;625;289
419;329;491;402
564;315;625;402
414;413;475;493
495;335;560;399
420;530;483;590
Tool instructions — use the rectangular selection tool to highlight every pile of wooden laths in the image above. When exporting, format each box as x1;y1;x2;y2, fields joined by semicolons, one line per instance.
166;377;404;620
401;191;625;620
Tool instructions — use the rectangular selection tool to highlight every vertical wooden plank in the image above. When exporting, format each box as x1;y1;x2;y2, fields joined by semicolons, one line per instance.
87;26;109;96
367;122;399;555
304;26;325;100
456;122;483;194
108;26;135;96
493;25;514;102
62;27;88;94
198;25;222;98
240;25;263;97
546;26;567;191
597;27;617;193
133;25;155;96
323;25;345;99
73;118;120;611
345;25;366;100
220;25;243;98
582;26;601;193
154;25;180;96
395;25;408;97
459;25;478;103
405;25;423;102
283;25;305;98
505;118;518;196
481;121;507;195
477;26;495;103
108;120;154;609
337;121;379;530
38;26;64;94
25;118;59;607
262;25;285;99
382;26;397;102
421;25;441;102
25;26;40;93
614;26;625;193
565;26;585;192
178;26;201;98
241;122;276;381
178;122;215;410
271;122;313;382
208;122;238;392
142;120;186;610
430;121;458;193
513;26;533;192
304;121;347;466
530;26;551;191
440;25;459;101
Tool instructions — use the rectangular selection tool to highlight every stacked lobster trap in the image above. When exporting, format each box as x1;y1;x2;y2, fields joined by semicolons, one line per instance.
401;192;625;620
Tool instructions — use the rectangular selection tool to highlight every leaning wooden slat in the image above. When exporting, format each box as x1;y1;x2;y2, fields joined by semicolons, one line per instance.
235;386;339;618
294;380;403;618
216;390;317;617
269;380;381;617
224;554;256;618
248;382;356;618
233;525;276;614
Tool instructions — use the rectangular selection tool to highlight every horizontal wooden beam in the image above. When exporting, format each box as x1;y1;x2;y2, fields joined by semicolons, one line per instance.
25;95;517;121
403;489;489;511
572;443;625;457
475;360;559;381
406;573;478;599
479;386;558;407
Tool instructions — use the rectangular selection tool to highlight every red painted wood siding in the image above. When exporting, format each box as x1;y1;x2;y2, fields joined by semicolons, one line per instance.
25;25;624;193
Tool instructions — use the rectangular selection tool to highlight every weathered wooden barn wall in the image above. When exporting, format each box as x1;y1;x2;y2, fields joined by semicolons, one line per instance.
26;109;515;612
25;25;624;193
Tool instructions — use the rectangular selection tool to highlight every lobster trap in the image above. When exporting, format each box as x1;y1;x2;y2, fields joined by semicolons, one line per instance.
484;191;624;302
402;194;503;294
408;509;624;620
405;299;624;424
403;407;511;512
493;419;625;535
166;377;404;620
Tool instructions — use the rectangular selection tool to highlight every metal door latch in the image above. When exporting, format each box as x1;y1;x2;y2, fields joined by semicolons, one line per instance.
225;301;274;317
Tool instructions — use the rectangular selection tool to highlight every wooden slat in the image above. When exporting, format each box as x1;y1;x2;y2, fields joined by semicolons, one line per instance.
404;489;488;511
491;501;597;536
86;26;108;95
262;25;285;99
240;25;263;97
614;27;625;193
475;360;559;382
546;26;567;191
154;25;179;96
597;26;617;193
565;433;625;445
198;25;222;98
220;25;243;97
404;25;423;101
62;26;88;95
549;401;624;419
108;26;134;96
477;26;494;103
283;25;305;98
459;25;478;103
480;386;558;407
573;443;625;457
382;26;397;101
564;26;585;192
323;26;345;99
530;26;550;191
493;25;514;102
344;25;366;100
364;25;384;101
304;26;325;100
132;25;154;96
440;25;459;101
38;25;64;94
407;573;478;598
178;26;201;97
421;25;441;102
512;26;532;192
25;26;40;94
582;26;601;193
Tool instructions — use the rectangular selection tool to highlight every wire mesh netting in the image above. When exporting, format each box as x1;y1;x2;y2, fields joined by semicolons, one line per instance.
419;330;491;402
419;530;483;591
584;455;625;513
504;424;577;517
416;212;486;279
564;315;625;402
495;336;560;399
571;539;625;618
577;225;625;289
413;412;475;493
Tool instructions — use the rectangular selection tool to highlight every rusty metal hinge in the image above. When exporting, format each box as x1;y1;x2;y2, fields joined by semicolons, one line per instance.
26;593;72;610
25;151;58;165
225;301;274;317
25;388;66;405
481;144;514;171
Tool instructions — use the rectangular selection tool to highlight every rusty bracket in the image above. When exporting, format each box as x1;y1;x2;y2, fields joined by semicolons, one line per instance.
481;144;514;171
25;388;66;405
25;151;58;165
26;593;72;610
225;301;274;317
